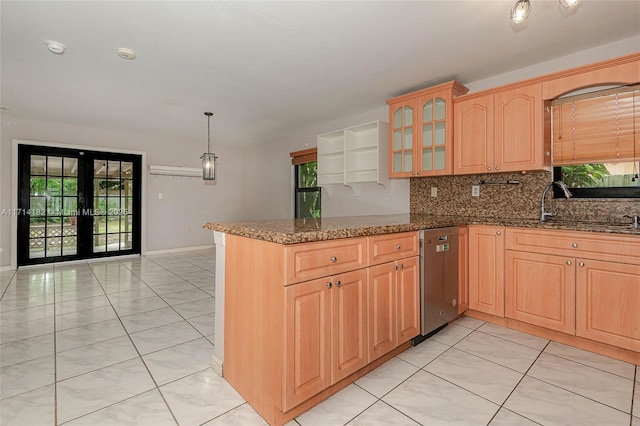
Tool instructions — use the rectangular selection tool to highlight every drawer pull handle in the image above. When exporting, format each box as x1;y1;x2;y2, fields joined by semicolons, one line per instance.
487;167;491;171
579;262;585;267
329;256;337;263
496;231;502;236
326;282;332;289
334;280;341;287
566;260;572;266
398;264;404;269
395;245;401;250
572;243;578;248
495;166;500;171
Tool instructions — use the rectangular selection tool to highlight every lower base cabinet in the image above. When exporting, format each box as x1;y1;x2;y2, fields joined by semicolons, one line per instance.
368;256;419;362
505;250;575;334
576;259;640;353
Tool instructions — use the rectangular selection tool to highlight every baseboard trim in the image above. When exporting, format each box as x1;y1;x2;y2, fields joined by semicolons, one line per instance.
0;265;15;272
211;354;223;377
144;245;214;255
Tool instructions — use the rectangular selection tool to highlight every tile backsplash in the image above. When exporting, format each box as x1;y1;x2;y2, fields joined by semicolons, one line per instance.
410;171;640;223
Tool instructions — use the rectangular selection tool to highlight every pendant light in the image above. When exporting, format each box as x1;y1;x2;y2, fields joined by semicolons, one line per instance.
510;0;581;24
200;112;218;181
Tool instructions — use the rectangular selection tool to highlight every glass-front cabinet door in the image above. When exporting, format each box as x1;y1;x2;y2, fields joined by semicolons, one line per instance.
387;81;468;179
389;100;417;177
418;93;449;175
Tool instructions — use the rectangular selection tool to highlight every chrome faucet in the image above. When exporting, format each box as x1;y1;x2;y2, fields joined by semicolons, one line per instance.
623;215;640;229
541;181;572;222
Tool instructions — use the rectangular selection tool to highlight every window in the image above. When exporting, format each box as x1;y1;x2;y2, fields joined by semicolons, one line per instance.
290;148;321;219
552;85;639;198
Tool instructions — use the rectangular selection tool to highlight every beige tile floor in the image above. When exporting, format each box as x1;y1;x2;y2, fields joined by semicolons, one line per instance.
1;249;638;425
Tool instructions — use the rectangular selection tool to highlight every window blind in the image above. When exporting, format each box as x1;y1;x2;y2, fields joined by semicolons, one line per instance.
289;147;317;165
552;86;638;166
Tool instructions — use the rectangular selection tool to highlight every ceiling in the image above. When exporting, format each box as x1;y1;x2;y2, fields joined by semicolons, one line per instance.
1;1;639;148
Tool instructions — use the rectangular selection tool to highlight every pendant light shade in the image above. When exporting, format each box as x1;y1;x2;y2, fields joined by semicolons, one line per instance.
559;0;581;8
200;112;218;181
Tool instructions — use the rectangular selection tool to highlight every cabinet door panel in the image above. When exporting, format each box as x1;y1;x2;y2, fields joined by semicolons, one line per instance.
368;263;396;361
494;84;547;172
367;231;419;266
505;251;575;334
468;226;504;316
284;278;331;410
388;100;417;178
396;256;420;344
285;238;366;285
331;269;368;384
576;259;640;352
454;95;494;175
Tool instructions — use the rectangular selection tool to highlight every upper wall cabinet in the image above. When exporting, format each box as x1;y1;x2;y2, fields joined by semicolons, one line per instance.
318;121;389;195
387;81;469;178
454;83;551;175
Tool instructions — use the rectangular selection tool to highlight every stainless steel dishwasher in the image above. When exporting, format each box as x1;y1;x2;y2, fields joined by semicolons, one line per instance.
414;227;459;345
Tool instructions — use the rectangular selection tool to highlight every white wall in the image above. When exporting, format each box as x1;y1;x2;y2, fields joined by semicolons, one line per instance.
0;117;245;268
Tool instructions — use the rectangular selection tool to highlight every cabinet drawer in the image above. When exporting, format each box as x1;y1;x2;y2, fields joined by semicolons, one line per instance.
367;232;419;266
505;227;640;265
284;238;366;285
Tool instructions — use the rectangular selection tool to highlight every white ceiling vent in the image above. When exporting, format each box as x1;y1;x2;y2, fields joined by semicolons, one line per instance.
44;40;65;55
116;48;136;60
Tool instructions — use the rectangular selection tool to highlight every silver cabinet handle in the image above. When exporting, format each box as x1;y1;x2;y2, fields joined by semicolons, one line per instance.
411;172;416;176
334;280;341;287
495;166;500;170
579;262;585;267
496;231;502;236
572;243;578;248
487;167;491;171
326;282;332;289
417;172;421;175
398;264;404;269
329;256;337;263
395;245;401;250
566;260;572;265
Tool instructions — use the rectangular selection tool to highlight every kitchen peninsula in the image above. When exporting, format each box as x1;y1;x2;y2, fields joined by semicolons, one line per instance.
205;214;640;425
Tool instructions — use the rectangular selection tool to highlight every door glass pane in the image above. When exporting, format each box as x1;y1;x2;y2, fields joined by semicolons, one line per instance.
423;100;433;122
122;180;133;197
62;216;77;236
46;218;61;237
393;153;402;173
107;217;120;234
393;108;402;129
31;156;46;175
95;179;107;196
403;151;412;172
423;149;433;171
46;238;62;257
93;216;107;234
46;177;62;196
121;162;133;179
63;237;77;256
30;197;46;215
121;233;133;250
120;216;133;233
63;197;77;216
435;98;446;120
107;161;121;178
63;178;77;196
123;197;133;215
435;147;446;170
47;197;62;216
94;197;106;215
435;122;446;145
63;157;78;177
107;234;120;251
107;197;120;213
93;235;106;253
47;157;63;176
393;130;402;150
30;238;45;258
404;106;413;126
30;217;46;239
94;160;107;178
423;124;433;147
30;177;46;195
403;128;413;149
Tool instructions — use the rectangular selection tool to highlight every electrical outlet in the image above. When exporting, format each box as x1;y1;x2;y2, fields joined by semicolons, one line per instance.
430;187;438;197
471;185;480;197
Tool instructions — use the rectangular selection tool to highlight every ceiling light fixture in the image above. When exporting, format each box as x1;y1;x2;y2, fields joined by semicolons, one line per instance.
116;48;136;60
200;112;218;181
511;0;581;24
44;40;65;55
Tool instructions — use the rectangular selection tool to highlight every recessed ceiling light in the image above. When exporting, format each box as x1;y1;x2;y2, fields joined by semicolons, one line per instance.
44;40;65;55
116;48;136;60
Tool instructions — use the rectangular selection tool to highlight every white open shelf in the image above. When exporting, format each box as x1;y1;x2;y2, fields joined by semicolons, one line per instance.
317;121;389;195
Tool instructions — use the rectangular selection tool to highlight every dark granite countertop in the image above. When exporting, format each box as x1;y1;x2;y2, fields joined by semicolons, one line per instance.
203;214;640;244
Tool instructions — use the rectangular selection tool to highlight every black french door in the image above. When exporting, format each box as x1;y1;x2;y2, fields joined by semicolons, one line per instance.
17;145;142;266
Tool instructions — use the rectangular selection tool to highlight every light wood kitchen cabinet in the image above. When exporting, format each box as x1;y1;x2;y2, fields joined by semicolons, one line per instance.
468;225;504;317
367;231;419;266
388;81;468;178
576;259;640;353
368;256;419;362
453;83;550;175
458;227;469;314
504;250;575;334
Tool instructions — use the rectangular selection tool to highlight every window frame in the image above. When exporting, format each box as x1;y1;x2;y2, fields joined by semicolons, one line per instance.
552;165;640;199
